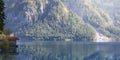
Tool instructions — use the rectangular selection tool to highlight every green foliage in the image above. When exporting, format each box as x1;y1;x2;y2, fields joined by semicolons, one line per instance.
5;0;120;41
2;38;9;49
4;29;12;35
83;2;107;28
0;31;4;34
0;0;5;31
105;26;120;40
74;24;97;41
106;26;120;36
19;0;97;41
114;12;120;28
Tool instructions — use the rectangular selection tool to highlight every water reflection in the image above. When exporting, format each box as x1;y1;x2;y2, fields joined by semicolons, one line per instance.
0;45;18;60
1;41;120;60
18;41;120;60
0;45;18;54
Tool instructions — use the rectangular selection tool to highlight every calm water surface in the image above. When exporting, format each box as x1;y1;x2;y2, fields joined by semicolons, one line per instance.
0;41;120;60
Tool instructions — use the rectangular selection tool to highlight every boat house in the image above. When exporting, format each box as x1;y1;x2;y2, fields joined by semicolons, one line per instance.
0;35;19;55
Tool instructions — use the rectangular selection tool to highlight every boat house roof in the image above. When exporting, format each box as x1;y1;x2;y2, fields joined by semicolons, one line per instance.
0;36;19;40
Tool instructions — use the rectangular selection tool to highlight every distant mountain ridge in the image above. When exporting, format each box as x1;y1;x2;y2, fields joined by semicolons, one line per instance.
3;0;120;41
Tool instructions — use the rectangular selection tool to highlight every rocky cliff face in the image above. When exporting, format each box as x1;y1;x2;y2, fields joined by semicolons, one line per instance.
3;0;120;41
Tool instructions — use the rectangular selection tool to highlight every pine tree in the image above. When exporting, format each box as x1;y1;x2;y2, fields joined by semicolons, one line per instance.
0;0;5;31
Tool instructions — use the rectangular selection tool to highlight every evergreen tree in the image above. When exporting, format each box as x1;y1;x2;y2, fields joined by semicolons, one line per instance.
0;0;5;31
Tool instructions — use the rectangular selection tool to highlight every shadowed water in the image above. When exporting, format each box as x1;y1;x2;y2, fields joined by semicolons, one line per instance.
0;41;120;60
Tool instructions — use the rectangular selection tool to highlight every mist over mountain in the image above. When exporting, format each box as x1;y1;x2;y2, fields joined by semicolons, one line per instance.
3;0;120;41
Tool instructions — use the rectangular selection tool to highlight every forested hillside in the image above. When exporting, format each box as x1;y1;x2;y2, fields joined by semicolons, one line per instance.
3;0;120;41
63;0;120;41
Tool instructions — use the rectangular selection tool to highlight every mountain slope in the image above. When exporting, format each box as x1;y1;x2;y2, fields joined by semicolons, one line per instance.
4;0;97;41
3;0;120;41
62;0;120;41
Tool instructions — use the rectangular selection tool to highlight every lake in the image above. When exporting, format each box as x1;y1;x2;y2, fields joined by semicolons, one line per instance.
0;41;120;60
